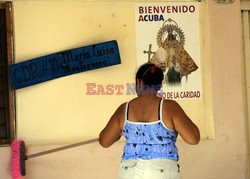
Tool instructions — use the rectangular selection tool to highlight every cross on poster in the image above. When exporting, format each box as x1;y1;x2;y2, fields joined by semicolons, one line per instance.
135;2;202;100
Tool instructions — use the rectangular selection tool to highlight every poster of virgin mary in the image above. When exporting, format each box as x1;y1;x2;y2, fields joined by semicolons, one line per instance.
135;2;202;100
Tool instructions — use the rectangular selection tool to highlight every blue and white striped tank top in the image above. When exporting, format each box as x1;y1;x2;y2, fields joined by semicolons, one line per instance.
122;99;179;161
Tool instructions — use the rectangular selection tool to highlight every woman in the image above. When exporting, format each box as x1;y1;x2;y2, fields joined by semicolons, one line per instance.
99;63;200;179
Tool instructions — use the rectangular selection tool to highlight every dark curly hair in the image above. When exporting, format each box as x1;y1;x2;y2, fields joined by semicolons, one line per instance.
136;63;163;91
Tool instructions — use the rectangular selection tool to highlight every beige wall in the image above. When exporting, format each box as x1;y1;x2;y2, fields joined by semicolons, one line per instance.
12;1;213;144
0;0;247;179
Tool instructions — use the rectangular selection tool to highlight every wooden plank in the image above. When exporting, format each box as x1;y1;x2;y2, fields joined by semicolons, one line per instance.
9;40;121;89
6;2;15;142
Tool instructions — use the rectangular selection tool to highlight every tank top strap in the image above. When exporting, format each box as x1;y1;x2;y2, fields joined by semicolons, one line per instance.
125;101;130;122
122;102;130;130
159;98;164;122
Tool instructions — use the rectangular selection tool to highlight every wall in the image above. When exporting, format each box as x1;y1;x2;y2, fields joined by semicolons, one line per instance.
0;0;247;179
13;1;137;145
12;0;212;144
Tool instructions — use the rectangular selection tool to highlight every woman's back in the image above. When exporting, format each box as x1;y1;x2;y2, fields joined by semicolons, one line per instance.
119;96;200;146
121;97;179;161
120;96;175;131
125;97;162;123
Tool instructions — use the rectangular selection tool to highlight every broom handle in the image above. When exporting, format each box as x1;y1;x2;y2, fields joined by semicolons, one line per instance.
27;138;99;159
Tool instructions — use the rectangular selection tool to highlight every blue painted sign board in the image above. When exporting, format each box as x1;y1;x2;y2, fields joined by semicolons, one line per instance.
9;40;121;89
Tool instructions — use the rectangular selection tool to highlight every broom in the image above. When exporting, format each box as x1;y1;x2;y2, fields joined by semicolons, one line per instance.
11;138;99;179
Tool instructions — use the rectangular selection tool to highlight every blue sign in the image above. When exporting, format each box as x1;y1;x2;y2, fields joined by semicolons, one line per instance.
9;40;121;89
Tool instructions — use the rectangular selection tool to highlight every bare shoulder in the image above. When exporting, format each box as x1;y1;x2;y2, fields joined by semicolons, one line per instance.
113;102;127;120
163;99;178;106
114;102;127;129
116;102;127;114
163;99;182;113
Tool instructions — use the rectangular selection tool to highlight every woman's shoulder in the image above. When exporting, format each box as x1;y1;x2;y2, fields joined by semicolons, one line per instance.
116;102;127;113
162;99;179;106
162;99;182;112
116;99;136;115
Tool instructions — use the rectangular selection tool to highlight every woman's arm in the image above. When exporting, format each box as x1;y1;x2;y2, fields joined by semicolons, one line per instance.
170;100;200;145
99;103;126;148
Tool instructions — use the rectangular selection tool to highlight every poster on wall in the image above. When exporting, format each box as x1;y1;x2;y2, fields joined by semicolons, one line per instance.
135;3;202;100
